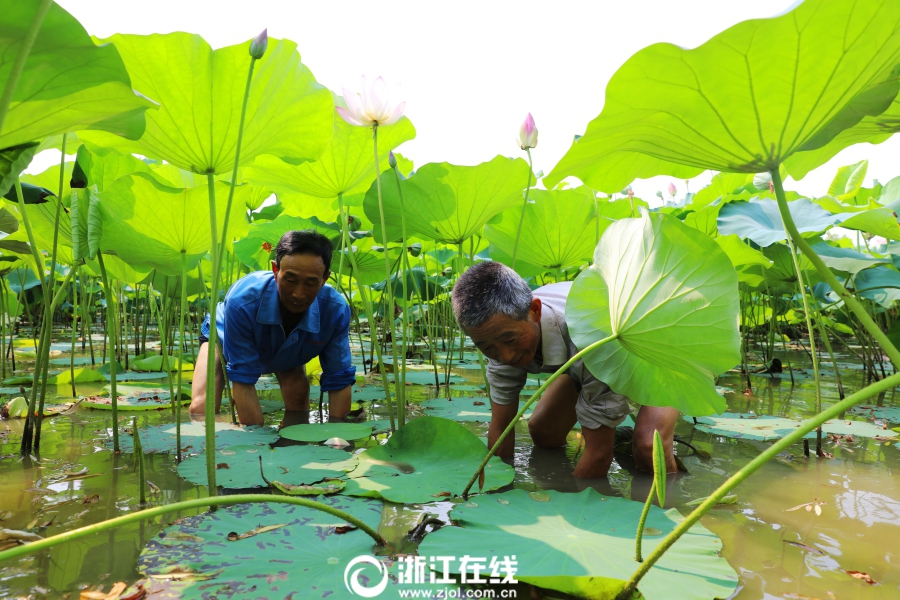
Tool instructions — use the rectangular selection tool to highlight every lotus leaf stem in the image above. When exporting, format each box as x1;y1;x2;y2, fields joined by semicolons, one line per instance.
462;332;618;498
510;148;533;270
204;173;219;499
634;479;656;563
616;369;900;599
97;253;120;451
0;494;385;564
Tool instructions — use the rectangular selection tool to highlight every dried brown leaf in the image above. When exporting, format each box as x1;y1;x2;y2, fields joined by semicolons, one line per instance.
846;570;876;584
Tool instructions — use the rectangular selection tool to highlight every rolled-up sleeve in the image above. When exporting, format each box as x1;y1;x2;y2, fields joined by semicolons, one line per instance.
319;303;357;391
222;302;264;385
486;360;527;405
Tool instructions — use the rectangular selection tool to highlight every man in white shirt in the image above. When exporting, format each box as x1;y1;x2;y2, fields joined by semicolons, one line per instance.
452;262;678;478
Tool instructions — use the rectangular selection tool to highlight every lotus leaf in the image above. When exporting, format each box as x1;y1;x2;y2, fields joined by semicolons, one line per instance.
82;395;190;411
233;213;343;271
45;368;106;385
811;242;888;274
177;444;357;489
847;404;900;423
485;188;607;269
717;198;836;247
131;354;194;373
111;422;278;455
342;417;514;503
96;173;250;275
853;265;900;306
385;370;463;386
545;0;900;191
421;396;533;423
566;212;740;416
279;421;391;443
827;160;869;202
418;488;738;599
0;3;153;149
138;497;393;599
80;33;332;174
834;208;900;241
688;413;898;441
113;371;170;382
245;112;415;198
364;156;530;244
221;398;285;414
715;234;773;270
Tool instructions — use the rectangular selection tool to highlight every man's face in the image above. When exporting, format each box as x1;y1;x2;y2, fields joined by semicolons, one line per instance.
464;298;542;368
272;253;329;314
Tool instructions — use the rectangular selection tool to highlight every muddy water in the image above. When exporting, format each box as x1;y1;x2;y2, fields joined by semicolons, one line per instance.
1;340;899;599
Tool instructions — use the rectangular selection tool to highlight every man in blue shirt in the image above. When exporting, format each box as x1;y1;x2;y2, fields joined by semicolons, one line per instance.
189;230;356;425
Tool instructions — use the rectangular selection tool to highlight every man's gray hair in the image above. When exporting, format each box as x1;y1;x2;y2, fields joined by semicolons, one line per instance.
452;262;533;329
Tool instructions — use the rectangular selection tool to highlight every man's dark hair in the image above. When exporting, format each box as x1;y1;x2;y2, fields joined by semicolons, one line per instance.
452;262;532;329
275;230;333;273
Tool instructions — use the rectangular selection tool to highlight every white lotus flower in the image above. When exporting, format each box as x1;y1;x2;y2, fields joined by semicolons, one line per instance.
336;76;406;127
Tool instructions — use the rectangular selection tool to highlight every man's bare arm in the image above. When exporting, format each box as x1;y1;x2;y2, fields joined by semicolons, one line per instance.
488;400;519;458
232;382;264;425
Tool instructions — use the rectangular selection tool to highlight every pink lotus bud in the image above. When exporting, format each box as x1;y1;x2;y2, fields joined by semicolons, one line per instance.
517;113;538;150
667;182;677;197
388;151;397;169
249;28;268;59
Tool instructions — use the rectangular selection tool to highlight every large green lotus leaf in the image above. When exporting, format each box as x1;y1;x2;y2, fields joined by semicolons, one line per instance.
233;213;342;271
384;370;463;385
280;421;392;443
811;242;888;274
364;156;530;244
484;188;604;269
138;497;393;599
421;396;534;423
370;266;450;301
786;95;900;179
716;198;836;247
131;354;193;372
566;212;740;416
96;173;250;275
80;33;332;174
45;368;105;384
75;143;155;192
246;114;415;198
835;207;900;241
0;3;153;149
221;398;285;415
110;422;278;455
544;0;900;191
754;243;817;284
82;395;190;411
827;160;868;202
715;234;772;270
19;160;74;201
690;172;753;209
342;416;514;503
177;444;357;489
333;236;401;286
84;254;152;285
688;412;898;441
419;488;738;600
853;265;900;306
848;404;900;422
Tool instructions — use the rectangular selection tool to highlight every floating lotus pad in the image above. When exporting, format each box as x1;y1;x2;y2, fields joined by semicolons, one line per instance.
847;404;900;423
422;396;533;423
138;496;395;599
386;371;464;385
82;395;191;411
102;382;191;398
112;371;170;381
419;488;739;600
280;420;392;443
446;384;485;392
686;412;899;441
349;387;393;402
112;422;278;455
342;416;515;504
177;444;358;489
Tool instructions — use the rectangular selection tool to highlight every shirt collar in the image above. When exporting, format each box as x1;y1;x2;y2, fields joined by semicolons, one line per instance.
538;301;568;366
256;277;321;334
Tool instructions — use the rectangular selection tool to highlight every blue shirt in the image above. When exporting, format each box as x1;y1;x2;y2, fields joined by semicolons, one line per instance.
205;271;356;391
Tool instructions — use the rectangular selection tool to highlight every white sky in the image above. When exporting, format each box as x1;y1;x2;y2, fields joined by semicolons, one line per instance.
32;0;900;206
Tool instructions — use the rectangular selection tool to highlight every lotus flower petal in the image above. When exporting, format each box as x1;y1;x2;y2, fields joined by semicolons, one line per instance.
336;106;366;126
382;101;406;125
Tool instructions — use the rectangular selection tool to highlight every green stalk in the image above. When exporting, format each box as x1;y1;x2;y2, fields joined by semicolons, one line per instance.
371;124;402;422
338;193;395;430
786;245;822;453
510;148;534;269
204;173;219;499
133;417;146;505
158;277;176;412
0;0;52;135
770;169;900;368
391;166;410;426
0;494;385;565
216;56;258;274
69;265;79;397
96;253;119;452
0;283;6;381
462;333;618;498
634;479;656;562
616;370;900;600
175;252;188;461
